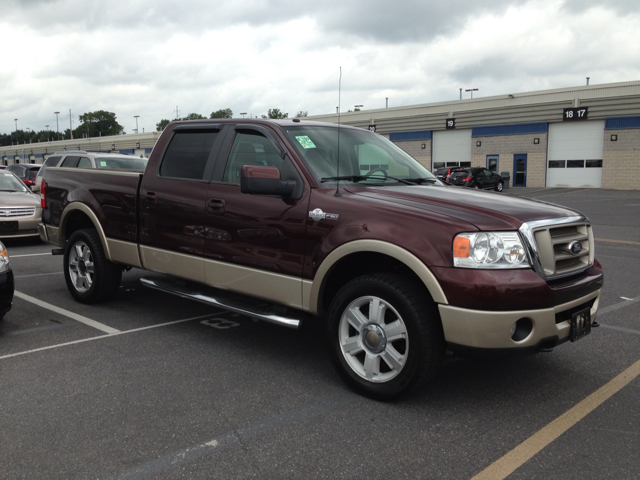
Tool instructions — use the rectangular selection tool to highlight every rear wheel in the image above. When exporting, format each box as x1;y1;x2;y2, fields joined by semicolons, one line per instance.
327;274;444;400
64;229;122;304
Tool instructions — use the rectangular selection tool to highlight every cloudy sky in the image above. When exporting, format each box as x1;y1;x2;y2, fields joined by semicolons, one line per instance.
2;0;640;135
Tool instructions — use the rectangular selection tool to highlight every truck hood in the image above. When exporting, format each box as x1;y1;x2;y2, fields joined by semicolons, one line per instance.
347;185;583;231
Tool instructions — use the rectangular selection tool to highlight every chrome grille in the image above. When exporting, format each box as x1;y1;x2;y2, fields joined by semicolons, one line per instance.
0;206;36;218
519;216;594;280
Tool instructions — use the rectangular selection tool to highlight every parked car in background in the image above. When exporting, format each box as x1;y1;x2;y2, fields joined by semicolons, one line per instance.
433;167;454;182
0;171;42;239
5;164;41;190
0;240;14;320
33;151;148;193
448;167;504;191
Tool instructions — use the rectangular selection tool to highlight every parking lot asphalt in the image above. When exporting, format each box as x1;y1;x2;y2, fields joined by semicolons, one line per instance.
1;188;639;479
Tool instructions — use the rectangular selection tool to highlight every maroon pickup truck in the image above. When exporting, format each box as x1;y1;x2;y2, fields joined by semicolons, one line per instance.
39;119;603;399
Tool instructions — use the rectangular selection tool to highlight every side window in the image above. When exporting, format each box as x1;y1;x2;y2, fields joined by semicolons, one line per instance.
77;157;92;168
159;130;219;180
60;156;80;168
222;131;283;184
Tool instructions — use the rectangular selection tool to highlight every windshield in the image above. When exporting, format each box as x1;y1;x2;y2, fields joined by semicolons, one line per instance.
283;125;440;187
96;157;148;170
0;173;29;192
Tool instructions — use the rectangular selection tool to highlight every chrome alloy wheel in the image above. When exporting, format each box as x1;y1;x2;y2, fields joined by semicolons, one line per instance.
68;240;94;293
338;295;409;383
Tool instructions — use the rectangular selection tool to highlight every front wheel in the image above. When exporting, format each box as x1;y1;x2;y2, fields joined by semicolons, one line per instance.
64;229;122;304
327;274;444;400
495;181;504;192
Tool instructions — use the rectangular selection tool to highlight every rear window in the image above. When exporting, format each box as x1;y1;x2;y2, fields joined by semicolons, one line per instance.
450;170;470;178
160;130;219;180
95;157;147;170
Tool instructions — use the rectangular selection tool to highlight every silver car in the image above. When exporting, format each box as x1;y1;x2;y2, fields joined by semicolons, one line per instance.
0;172;42;239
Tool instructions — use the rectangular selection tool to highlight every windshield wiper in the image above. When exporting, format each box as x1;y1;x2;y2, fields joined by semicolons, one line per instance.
321;174;419;186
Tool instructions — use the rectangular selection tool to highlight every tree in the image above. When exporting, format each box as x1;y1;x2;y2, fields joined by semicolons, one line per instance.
296;111;308;117
75;110;125;138
181;113;206;121
262;108;288;119
210;108;233;119
156;119;171;131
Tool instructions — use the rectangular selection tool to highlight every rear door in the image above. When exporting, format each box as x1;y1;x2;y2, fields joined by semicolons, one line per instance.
139;125;225;283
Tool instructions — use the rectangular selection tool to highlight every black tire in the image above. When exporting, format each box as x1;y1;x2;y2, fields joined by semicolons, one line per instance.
495;181;504;192
63;229;122;304
327;274;445;400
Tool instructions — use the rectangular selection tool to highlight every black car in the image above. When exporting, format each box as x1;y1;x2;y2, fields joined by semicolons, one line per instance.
5;164;41;190
448;167;504;191
0;241;14;320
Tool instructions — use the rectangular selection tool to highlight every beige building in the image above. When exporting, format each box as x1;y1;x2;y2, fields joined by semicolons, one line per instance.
310;80;640;189
3;80;639;189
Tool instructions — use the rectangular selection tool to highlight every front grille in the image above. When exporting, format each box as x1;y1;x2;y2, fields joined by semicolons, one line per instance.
0;206;36;218
520;217;593;280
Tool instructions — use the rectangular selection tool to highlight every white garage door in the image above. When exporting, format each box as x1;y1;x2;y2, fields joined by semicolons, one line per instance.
547;121;604;188
433;129;472;168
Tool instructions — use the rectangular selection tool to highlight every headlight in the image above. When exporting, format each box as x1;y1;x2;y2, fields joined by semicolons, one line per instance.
0;242;10;273
453;232;530;269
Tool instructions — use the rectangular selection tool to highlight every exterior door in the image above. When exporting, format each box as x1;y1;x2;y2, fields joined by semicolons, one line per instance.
486;155;498;172
513;154;527;187
203;125;309;305
139;126;224;283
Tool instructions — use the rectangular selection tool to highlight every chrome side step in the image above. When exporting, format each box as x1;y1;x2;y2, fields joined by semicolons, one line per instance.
140;277;305;329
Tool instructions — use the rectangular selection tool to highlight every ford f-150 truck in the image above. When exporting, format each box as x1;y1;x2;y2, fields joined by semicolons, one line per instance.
39;119;603;399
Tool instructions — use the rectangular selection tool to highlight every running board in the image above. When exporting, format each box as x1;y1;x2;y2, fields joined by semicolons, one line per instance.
140;277;305;329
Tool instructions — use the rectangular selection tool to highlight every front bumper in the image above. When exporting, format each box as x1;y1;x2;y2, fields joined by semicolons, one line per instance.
439;289;601;354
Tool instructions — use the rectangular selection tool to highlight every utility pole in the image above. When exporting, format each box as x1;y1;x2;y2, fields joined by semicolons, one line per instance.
54;112;60;141
465;88;479;99
69;109;74;139
134;115;139;134
175;106;180;120
14;119;18;145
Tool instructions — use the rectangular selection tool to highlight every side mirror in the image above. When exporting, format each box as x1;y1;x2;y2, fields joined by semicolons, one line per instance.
240;165;296;198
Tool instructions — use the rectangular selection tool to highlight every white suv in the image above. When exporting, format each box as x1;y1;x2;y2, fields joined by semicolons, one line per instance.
34;150;147;193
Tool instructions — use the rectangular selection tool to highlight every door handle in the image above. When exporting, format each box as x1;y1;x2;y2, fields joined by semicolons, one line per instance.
143;192;158;205
207;198;225;214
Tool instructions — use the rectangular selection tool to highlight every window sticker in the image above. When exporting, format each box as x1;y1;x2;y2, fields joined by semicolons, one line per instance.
100;161;107;166
295;136;316;149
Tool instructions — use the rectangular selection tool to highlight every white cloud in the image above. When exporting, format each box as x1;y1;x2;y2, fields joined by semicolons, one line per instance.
1;0;640;135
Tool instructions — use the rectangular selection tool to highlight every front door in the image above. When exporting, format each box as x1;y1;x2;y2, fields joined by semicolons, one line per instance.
203;125;309;307
513;154;527;187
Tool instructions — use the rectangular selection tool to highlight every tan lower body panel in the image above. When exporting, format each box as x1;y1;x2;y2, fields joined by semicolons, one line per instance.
139;245;206;284
204;259;303;309
438;290;601;349
106;238;142;268
137;245;303;310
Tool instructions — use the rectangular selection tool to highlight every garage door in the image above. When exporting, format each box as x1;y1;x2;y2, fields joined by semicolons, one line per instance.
547;121;604;188
432;129;471;169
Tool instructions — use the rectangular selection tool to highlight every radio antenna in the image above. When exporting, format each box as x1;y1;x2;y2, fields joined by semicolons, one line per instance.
335;66;342;197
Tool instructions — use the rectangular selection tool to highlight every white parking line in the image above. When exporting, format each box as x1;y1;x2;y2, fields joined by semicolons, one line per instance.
0;313;217;360
9;253;53;258
14;291;121;334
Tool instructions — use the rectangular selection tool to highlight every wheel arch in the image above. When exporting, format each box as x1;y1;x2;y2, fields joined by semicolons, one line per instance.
309;239;448;316
60;204;112;260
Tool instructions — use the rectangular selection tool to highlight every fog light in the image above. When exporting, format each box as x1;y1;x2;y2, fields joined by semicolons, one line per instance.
511;318;533;342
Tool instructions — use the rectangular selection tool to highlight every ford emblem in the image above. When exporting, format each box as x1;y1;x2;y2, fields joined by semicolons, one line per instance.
569;241;583;255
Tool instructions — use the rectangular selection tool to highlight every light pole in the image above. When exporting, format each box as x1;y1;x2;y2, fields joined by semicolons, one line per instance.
240;112;247;118
45;125;50;142
26;128;31;143
54;112;60;140
14;119;18;145
465;88;479;99
134;115;139;134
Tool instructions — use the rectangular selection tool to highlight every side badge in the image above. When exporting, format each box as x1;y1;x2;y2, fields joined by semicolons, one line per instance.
309;208;339;221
